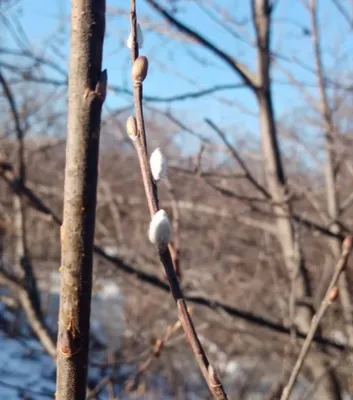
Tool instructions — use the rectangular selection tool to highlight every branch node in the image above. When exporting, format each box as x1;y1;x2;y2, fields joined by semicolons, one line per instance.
208;365;221;387
58;328;82;359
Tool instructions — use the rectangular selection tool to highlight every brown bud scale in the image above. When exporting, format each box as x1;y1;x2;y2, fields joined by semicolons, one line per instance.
132;56;149;83
126;115;138;138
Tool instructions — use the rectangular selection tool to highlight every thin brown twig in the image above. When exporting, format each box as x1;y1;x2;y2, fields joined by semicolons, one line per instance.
0;269;56;358
127;2;228;398
330;0;353;29
145;0;256;89
205;118;270;200
101;181;125;245
86;375;112;400
202;172;346;240
125;316;184;392
280;235;353;400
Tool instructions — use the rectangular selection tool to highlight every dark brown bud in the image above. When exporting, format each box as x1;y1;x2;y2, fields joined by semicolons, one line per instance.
132;56;149;83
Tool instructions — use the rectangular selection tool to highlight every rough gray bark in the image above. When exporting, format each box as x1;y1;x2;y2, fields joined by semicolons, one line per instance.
55;0;106;399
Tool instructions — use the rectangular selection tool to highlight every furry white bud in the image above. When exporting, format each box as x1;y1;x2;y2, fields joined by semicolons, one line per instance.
148;209;172;249
126;23;144;49
150;148;167;181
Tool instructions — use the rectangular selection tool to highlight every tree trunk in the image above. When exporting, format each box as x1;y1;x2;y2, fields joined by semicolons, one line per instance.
55;0;106;399
253;1;341;398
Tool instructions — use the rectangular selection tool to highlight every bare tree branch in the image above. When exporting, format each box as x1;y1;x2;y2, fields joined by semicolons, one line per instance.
110;82;247;102
0;69;46;341
309;0;353;354
281;236;353;400
0;269;56;358
331;0;353;29
205;118;271;199
145;0;257;89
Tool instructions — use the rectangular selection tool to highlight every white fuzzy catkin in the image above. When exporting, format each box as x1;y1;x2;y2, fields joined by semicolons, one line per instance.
148;209;172;249
150;148;167;181
126;23;144;49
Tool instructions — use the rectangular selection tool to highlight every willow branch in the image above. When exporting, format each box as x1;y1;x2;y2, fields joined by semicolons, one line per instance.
126;2;228;398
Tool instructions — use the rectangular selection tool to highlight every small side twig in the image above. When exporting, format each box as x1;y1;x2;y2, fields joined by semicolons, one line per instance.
86;375;112;400
0;269;56;358
125;315;184;392
280;235;353;400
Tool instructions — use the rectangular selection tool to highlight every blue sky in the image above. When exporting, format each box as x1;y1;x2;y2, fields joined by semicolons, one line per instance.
1;0;353;156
